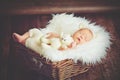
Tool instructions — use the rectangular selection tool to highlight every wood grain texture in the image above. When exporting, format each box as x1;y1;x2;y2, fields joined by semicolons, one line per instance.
0;0;120;15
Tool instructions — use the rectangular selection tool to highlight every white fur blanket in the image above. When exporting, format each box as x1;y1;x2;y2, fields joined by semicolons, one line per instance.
25;13;111;64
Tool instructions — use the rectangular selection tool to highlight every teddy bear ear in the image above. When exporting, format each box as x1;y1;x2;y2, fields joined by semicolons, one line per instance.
60;32;64;37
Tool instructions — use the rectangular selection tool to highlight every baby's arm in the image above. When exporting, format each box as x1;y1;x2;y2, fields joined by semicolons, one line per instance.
46;32;60;39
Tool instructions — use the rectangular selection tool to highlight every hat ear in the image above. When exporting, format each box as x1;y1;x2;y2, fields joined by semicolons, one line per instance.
79;24;85;29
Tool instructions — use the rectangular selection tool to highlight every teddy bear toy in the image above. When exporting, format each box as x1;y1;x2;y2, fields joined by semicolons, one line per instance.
60;33;74;50
40;33;74;50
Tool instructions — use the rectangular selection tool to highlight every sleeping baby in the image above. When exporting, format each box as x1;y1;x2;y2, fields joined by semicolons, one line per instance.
12;28;93;50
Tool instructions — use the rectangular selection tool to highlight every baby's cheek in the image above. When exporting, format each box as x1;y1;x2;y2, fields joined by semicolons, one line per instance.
86;36;92;41
81;39;86;42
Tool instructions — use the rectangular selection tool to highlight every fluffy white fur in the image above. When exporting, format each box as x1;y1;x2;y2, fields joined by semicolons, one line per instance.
26;13;111;64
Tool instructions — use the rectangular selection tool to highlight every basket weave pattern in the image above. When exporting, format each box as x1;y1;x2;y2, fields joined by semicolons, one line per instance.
16;43;90;80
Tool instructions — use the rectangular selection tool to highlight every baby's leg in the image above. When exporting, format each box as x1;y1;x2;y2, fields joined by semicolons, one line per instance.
12;32;29;45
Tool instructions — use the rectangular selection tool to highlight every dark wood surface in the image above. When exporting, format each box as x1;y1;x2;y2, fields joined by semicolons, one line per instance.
0;13;120;80
0;0;120;15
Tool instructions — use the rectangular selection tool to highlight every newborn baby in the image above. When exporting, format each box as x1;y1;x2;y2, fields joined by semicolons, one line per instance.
12;28;93;50
72;28;93;45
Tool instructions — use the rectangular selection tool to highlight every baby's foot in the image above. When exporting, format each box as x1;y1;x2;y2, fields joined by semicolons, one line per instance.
12;33;25;45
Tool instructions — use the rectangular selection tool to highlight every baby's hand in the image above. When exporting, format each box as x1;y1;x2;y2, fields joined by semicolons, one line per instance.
67;42;76;48
71;42;77;48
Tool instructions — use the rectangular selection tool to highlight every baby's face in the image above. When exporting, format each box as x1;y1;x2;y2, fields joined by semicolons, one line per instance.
72;28;93;45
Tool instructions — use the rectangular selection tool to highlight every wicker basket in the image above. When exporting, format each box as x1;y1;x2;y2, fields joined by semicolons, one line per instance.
16;43;91;80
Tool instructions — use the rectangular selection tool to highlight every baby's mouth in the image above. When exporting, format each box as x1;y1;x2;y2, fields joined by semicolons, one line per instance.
77;37;81;42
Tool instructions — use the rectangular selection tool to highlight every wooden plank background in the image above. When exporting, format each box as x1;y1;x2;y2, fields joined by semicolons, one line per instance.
0;0;120;15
